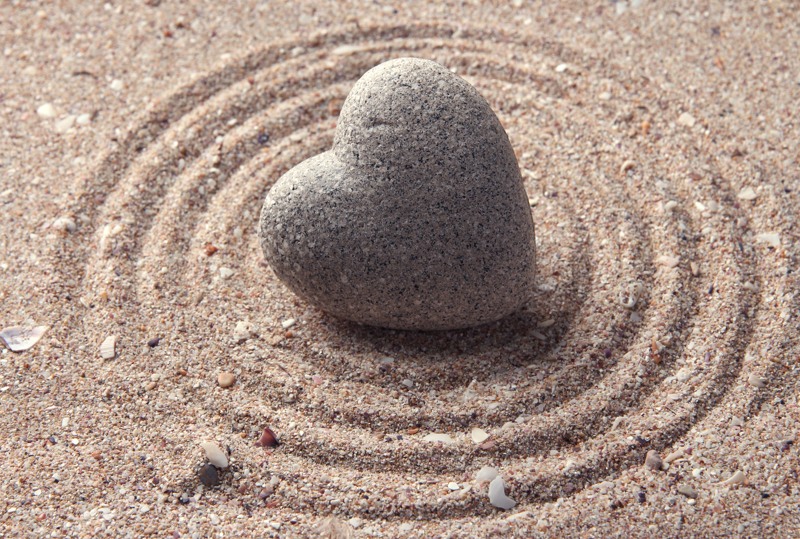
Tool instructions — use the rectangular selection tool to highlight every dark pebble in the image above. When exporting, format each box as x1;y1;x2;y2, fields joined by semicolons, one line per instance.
257;132;270;145
147;337;160;348
199;464;220;487
637;491;646;503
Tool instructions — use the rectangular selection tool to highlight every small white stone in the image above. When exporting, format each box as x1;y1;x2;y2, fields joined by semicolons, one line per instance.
471;427;490;444
737;187;757;200
110;79;124;91
281;318;296;329
54;115;76;133
36;103;56;118
76;113;91;125
422;433;454;444
99;335;116;360
447;482;460;491
219;267;234;279
754;232;780;247
52;216;77;232
657;255;681;268
488;476;516;510
677;112;696;127
200;441;228;469
233;320;256;344
555;63;568;73
476;466;499;482
347;517;363;529
748;373;767;388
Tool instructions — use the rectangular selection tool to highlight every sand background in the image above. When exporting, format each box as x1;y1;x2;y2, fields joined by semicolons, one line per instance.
1;1;798;537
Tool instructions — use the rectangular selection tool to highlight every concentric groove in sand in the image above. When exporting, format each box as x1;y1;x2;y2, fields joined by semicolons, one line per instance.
51;22;783;520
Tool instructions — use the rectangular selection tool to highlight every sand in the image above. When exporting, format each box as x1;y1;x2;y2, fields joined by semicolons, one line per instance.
1;1;798;537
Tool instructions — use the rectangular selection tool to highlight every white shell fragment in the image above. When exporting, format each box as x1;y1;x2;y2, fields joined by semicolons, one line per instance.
201;441;229;469
720;470;746;486
475;466;500;482
737;187;757;200
677;112;696;127
0;325;49;352
281;318;296;329
99;335;116;360
748;373;767;388
471;428;490;444
37;103;56;119
656;255;681;268
754;233;780;247
488;476;516;510
422;433;454;444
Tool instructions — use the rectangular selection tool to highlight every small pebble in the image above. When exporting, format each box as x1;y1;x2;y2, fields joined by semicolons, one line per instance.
200;441;228;469
54;115;76;133
36;103;56;119
76;113;91;125
198;464;220;487
99;335;116;359
737;187;757;200
233;320;256;343
281;318;296;329
644;450;663;471
677;484;698;499
656;255;681;268
217;372;236;388
748;373;767;388
754;232;780;247
219;267;234;279
677;112;696;127
447;482;460;491
147;337;160;348
52;216;77;232
110;79;124;91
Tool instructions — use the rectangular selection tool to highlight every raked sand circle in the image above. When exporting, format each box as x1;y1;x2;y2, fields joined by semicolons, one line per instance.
43;21;797;533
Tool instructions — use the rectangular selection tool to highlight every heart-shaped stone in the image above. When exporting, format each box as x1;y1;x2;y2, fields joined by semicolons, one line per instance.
259;58;535;330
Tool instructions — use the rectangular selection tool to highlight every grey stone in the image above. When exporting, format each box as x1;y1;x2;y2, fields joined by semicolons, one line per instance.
259;57;535;330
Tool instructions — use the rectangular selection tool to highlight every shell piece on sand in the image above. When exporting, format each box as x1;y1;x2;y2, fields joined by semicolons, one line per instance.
488;476;516;510
0;325;48;352
476;466;500;482
471;428;490;444
99;335;116;359
201;441;229;469
423;433;454;444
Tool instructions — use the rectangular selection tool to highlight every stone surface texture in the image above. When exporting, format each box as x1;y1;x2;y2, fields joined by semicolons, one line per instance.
259;57;535;330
